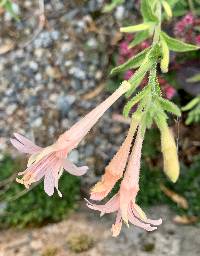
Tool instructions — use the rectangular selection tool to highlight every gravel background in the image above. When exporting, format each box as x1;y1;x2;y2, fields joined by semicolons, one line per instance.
0;0;138;186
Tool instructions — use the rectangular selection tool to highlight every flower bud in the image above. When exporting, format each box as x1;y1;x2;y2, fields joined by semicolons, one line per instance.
161;126;180;183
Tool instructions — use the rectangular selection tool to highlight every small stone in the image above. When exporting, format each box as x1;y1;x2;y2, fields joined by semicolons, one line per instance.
30;240;43;250
29;61;39;71
57;95;76;115
87;38;98;49
31;117;43;128
6;104;17;115
46;66;62;79
50;30;60;41
69;67;86;80
115;6;125;20
68;150;79;164
34;48;44;58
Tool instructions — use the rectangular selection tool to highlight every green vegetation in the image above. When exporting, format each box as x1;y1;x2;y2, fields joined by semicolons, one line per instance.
0;156;81;228
67;233;94;253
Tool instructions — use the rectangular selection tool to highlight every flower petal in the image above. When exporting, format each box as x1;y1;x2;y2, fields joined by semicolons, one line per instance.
63;159;88;176
112;211;122;237
128;206;157;232
86;194;119;215
14;133;41;151
44;171;55;196
133;204;162;226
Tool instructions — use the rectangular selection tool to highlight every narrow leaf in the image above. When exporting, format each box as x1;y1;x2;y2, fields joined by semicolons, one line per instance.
161;32;200;52
120;23;153;33
182;97;200;111
128;31;150;48
141;0;158;23
110;47;150;75
158;97;181;116
123;86;150;117
186;74;200;83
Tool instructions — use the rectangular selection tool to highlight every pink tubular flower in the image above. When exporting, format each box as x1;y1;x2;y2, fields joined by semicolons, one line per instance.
90;119;139;201
11;81;131;197
87;128;162;236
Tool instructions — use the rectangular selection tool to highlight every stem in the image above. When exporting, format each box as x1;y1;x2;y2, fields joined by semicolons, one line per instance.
149;63;157;94
188;0;195;15
153;1;162;44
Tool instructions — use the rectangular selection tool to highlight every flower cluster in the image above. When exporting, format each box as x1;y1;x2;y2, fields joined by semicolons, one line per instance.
118;37;176;99
118;36;149;81
87;120;162;236
174;12;200;45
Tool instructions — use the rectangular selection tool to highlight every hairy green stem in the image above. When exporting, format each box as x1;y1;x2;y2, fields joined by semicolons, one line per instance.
153;1;162;44
188;0;196;15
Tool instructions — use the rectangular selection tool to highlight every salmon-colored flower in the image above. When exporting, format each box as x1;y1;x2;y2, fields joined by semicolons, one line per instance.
86;128;162;236
11;81;131;197
90;114;140;201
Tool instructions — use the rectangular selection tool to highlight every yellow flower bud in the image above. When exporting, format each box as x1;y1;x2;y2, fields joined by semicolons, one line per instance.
161;126;180;183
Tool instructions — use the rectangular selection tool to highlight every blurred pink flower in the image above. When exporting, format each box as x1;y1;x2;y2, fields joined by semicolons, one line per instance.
165;85;176;99
11;82;131;197
87;128;162;236
195;35;200;45
124;70;134;80
141;41;150;49
183;13;194;25
174;21;185;35
119;41;130;56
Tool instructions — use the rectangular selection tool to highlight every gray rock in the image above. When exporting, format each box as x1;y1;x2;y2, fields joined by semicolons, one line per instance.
56;95;76;115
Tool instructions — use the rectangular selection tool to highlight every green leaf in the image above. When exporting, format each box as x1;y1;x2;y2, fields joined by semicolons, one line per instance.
0;0;7;6
128;31;150;48
160;37;170;73
161;0;173;19
182;97;200;111
186;74;200;83
126;44;161;97
157;97;181;116
167;0;181;8
110;47;150;75
123;86;150;117
141;0;158;23
120;23;154;33
2;0;19;21
161;32;200;52
102;0;125;13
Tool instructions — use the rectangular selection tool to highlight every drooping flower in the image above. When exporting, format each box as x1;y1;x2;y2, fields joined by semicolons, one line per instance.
90;115;140;201
87;128;162;236
11;81;131;197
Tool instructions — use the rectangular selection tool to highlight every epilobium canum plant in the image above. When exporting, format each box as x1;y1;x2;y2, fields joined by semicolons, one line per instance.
11;0;199;236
